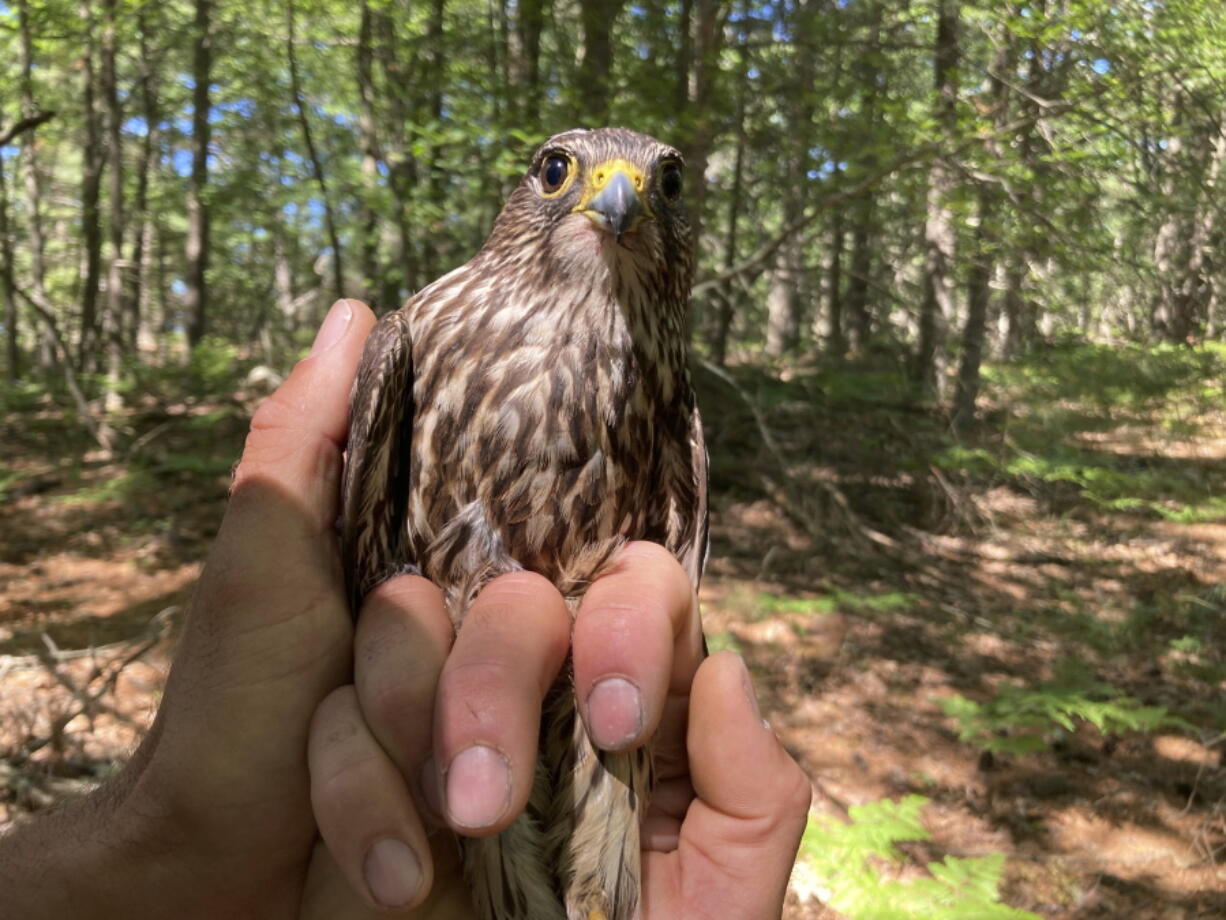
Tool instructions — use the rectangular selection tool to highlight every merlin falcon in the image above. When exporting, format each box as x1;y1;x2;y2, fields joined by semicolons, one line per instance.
341;127;708;920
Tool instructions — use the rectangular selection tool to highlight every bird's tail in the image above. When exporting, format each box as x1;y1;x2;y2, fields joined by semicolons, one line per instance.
462;765;565;920
545;676;651;920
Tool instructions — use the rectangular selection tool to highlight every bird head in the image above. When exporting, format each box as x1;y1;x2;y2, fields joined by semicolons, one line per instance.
487;127;693;301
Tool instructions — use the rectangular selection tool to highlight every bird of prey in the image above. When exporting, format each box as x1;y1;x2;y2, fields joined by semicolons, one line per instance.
341;127;707;920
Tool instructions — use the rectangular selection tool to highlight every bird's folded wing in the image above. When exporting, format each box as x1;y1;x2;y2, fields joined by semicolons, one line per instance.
687;403;710;587
341;310;416;612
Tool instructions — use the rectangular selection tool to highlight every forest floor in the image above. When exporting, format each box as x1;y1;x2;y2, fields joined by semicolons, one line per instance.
1;341;1224;919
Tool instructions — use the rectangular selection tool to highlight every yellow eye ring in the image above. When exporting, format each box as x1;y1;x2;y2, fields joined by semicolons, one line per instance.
539;152;577;197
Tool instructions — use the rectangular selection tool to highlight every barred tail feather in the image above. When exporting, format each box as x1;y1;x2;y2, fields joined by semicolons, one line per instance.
462;785;565;920
546;679;651;920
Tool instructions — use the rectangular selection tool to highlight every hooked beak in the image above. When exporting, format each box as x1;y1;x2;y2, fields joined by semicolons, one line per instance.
584;170;643;242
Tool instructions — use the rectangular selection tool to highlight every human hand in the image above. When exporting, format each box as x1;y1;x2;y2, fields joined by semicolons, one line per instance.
307;545;812;919
0;298;377;917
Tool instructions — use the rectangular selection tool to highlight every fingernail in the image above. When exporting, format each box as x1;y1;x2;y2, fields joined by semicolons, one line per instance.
309;299;354;357
735;655;764;723
445;745;511;828
418;755;443;819
363;838;422;908
587;677;643;750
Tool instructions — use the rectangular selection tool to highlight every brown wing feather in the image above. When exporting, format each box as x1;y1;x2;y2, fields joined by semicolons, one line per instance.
341;310;415;612
685;402;710;586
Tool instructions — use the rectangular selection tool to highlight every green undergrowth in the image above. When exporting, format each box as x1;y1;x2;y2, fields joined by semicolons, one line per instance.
937;342;1226;522
758;589;919;616
798;795;1039;919
724;588;919;623
939;672;1188;755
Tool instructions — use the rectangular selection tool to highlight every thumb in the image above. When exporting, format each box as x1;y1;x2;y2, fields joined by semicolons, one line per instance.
147;300;377;793
677;652;812;917
195;297;378;691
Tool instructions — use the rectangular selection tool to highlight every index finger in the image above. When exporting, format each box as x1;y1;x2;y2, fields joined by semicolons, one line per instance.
572;542;704;761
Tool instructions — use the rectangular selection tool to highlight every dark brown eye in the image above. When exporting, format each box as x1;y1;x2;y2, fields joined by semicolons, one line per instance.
660;162;683;201
540;154;570;194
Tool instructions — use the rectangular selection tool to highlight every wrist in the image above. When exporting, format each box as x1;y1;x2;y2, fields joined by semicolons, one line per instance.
0;780;151;918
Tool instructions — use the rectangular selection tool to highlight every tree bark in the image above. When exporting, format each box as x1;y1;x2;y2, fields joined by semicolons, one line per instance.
420;0;449;280
578;0;625;125
0;112;55;380
710;4;750;366
101;0;125;412
914;0;959;398
952;26;1012;428
0;155;18;381
286;0;346;303
677;0;728;338
184;0;213;348
128;4;161;348
1152;117;1226;342
844;0;883;353
825;205;846;355
17;0;52;373
356;0;383;304
374;4;420;300
765;235;803;357
952;186;996;428
511;0;548;134
845;198;874;351
78;0;106;372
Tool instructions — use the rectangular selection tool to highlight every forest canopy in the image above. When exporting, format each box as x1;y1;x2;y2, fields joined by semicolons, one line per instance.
2;0;1225;433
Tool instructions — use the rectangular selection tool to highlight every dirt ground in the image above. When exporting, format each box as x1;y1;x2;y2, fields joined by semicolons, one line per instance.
1;364;1224;918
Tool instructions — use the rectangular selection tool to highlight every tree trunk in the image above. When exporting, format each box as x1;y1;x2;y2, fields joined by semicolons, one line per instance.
356;0;382;304
914;0;959;398
511;0;548;134
375;4;420;300
678;0;728;340
578;0;625;124
1153;118;1226;342
845;198;874;351
953;27;1012;428
710;5;749;366
952;186;995;428
78;0;106;372
765;234;803;357
844;0;883;353
420;0;449;280
287;0;345;303
101;0;125;412
1002;255;1027;357
128;5;160;349
185;0;213;348
825;206;846;354
679;0;725;255
0;114;54;381
17;0;52;373
0;156;18;381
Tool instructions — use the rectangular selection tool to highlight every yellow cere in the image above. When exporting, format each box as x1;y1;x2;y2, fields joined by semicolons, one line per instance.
573;158;654;216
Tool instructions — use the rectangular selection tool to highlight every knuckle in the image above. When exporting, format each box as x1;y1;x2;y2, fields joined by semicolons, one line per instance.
618;540;680;574
360;662;435;732
779;760;814;824
478;570;564;610
249;385;306;433
232;425;299;487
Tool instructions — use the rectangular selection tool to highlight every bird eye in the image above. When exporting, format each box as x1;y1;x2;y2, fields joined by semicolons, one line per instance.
540;154;570;194
660;161;683;201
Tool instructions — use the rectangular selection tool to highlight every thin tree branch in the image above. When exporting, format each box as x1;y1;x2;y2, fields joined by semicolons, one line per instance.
0;110;55;146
